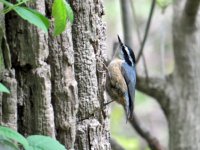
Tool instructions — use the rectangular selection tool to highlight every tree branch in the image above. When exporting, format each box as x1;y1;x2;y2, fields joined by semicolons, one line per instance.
136;75;170;114
136;0;156;63
110;138;125;150
129;114;164;150
183;0;200;25
120;0;133;47
141;54;149;81
130;0;141;42
130;0;149;80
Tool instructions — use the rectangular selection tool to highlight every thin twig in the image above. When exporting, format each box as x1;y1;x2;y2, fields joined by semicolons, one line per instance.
136;75;169;115
122;1;162;149
160;26;166;78
136;0;156;63
130;0;149;81
103;100;114;107
142;54;149;82
129;113;164;150
130;0;141;42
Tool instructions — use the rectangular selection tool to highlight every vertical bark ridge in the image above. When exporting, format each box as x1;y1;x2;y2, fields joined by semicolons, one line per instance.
1;72;17;130
48;21;78;149
5;0;55;136
71;0;111;149
0;4;18;130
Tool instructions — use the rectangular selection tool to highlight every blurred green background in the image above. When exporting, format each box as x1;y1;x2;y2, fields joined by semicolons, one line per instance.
104;0;173;149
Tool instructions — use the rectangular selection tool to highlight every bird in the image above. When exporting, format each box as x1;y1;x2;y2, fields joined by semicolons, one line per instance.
106;35;136;121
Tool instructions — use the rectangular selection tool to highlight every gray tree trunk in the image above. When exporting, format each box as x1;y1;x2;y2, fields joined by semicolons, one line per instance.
0;0;110;150
169;0;200;149
5;0;56;138
0;3;17;131
71;0;110;149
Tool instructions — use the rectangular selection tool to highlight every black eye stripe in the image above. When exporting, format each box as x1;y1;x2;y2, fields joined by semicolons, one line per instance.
121;46;136;66
122;49;132;66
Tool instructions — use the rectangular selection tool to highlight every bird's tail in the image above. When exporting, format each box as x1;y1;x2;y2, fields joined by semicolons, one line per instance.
124;91;134;122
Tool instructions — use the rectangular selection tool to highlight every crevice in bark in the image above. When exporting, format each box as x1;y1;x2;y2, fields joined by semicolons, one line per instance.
87;125;91;150
47;18;78;148
1;36;11;69
17;104;24;134
44;0;52;19
14;65;33;73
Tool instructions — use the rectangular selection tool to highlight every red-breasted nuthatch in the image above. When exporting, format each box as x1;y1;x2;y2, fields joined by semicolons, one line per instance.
106;36;136;120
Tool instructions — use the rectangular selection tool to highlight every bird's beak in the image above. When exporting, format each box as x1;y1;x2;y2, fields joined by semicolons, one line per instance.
117;35;123;46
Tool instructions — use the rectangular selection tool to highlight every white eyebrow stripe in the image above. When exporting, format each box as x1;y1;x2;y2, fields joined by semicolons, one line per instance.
124;46;134;66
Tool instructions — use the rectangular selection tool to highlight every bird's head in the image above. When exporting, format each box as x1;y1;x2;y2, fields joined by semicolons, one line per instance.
117;35;136;66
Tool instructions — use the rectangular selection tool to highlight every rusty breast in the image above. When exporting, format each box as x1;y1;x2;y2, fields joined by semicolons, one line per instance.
106;58;127;105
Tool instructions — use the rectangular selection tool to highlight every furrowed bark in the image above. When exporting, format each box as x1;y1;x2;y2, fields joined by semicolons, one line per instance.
47;1;79;146
5;0;55;136
71;0;111;149
48;28;78;149
0;4;17;130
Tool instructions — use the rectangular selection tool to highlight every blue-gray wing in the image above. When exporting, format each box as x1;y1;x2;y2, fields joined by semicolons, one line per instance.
121;63;136;119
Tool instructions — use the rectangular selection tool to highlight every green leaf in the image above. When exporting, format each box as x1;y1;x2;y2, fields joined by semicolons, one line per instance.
156;0;172;8
0;83;10;93
27;135;66;150
0;0;29;14
0;126;29;150
52;0;67;35
0;0;13;7
64;1;74;23
25;8;50;29
0;136;19;150
13;6;50;32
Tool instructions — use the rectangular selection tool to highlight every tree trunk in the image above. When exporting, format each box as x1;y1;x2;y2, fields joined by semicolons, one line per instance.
71;0;110;149
0;0;110;150
168;0;200;149
0;3;18;131
5;0;56;137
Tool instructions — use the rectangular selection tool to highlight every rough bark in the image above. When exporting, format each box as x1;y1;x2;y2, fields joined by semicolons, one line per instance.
1;0;109;150
71;0;111;149
3;0;78;149
5;1;55;137
47;15;78;150
0;4;17;131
